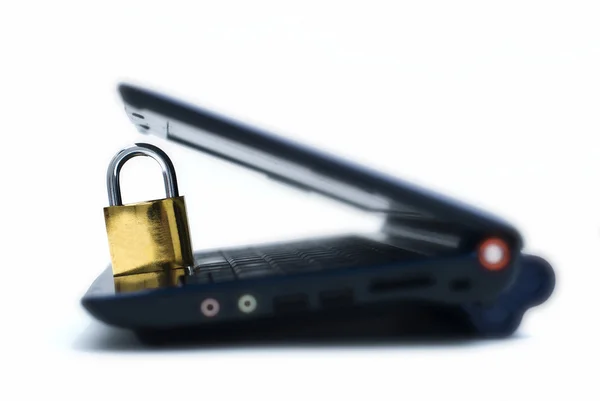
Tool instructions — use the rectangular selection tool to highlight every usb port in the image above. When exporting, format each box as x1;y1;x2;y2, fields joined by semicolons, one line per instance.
319;288;354;308
273;293;309;314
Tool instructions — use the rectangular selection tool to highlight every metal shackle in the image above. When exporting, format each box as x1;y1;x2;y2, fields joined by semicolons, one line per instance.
107;143;179;206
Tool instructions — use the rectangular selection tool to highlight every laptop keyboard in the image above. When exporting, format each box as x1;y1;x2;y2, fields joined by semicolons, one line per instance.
185;236;423;285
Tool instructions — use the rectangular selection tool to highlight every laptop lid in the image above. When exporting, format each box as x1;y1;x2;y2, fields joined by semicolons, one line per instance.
118;84;523;253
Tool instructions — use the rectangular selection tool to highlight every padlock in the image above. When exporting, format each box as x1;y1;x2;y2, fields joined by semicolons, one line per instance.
104;143;194;293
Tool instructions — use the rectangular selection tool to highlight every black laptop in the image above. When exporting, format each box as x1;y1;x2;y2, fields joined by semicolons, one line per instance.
82;84;555;343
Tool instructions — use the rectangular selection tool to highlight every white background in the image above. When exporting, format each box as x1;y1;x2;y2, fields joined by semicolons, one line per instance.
1;1;599;399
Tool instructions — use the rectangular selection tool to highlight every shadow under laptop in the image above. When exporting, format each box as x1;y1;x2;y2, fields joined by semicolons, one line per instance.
75;303;524;352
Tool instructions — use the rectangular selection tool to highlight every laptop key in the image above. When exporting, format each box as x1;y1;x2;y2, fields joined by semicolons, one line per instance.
210;269;236;283
237;269;277;279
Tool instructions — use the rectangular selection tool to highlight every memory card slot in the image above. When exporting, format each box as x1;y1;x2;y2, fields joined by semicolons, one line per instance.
369;275;434;293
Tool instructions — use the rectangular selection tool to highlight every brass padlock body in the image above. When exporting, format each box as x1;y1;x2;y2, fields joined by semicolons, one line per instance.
113;270;186;293
104;195;194;285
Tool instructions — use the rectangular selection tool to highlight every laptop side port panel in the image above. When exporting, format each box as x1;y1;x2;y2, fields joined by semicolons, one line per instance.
362;257;513;305
380;215;521;302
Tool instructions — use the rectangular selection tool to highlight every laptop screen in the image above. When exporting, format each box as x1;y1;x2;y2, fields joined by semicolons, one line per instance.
119;84;522;250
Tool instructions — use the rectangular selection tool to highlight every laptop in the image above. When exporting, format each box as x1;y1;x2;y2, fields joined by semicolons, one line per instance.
82;84;555;343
